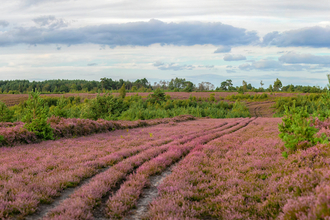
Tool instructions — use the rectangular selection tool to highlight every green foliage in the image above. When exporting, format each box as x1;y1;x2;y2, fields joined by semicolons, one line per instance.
226;101;251;118
0;101;14;122
119;83;126;99
147;88;166;104
80;93;128;120
119;98;249;120
226;93;268;101
273;93;326;117
237;86;244;94
22;92;54;140
273;78;282;91
209;93;216;102
183;81;194;92
278;102;327;154
220;79;234;91
7;92;251;123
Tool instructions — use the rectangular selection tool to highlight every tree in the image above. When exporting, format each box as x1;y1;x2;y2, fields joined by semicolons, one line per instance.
220;79;233;91
183;81;194;92
22;92;54;140
260;80;264;88
242;80;248;93
198;82;214;91
273;78;282;91
268;84;273;92
0;101;14;122
168;77;187;90
148;88;166;103
119;83;126;99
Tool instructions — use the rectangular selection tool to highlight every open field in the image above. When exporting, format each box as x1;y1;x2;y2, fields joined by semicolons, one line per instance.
1;116;329;219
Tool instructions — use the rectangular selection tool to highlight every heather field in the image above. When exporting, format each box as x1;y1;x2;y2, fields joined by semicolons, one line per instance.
1;115;330;219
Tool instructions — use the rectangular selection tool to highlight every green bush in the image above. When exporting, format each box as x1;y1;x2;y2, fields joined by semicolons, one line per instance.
119;84;126;99
80;93;128;120
22;92;54;140
0;101;14;122
278;102;327;155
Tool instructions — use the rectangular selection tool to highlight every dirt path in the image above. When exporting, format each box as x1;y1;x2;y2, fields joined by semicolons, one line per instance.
246;101;275;117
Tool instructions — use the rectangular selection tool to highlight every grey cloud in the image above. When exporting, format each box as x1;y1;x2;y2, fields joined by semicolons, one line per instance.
214;45;231;53
0;20;9;27
239;59;307;71
87;63;98;66
279;52;330;64
226;70;236;73
223;54;246;61
226;65;232;68
23;0;69;6
56;46;61;50
154;62;214;71
0;19;259;47
263;26;330;48
154;62;195;71
311;70;330;73
153;61;165;67
239;63;255;71
199;65;214;69
33;15;68;29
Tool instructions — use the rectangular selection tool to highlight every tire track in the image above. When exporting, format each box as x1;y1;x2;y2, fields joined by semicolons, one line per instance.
26;120;237;219
104;118;255;219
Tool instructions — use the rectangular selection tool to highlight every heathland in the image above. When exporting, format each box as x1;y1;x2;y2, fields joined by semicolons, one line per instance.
1;81;330;219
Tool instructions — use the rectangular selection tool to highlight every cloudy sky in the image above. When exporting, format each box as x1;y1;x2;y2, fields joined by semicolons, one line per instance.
1;0;330;87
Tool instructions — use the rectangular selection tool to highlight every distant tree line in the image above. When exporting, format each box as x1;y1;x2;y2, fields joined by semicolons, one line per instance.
0;78;152;94
0;77;327;94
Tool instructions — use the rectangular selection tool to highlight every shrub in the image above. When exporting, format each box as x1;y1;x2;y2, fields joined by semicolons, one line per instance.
21;92;54;140
0;101;14;122
80;93;128;120
147;88;166;104
119;83;126;99
278;102;327;154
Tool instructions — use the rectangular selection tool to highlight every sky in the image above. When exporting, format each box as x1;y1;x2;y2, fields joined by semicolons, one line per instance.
1;0;330;88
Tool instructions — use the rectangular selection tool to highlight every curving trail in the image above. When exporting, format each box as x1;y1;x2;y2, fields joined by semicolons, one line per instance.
246;101;275;117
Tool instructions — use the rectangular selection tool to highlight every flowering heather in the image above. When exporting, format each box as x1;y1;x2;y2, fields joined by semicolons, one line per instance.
147;118;330;219
43;118;248;219
105;118;253;218
0;114;195;146
0;118;227;219
6;116;330;219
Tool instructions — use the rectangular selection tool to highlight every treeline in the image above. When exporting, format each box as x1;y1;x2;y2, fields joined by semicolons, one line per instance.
216;78;327;93
0;78;152;94
0;77;327;94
